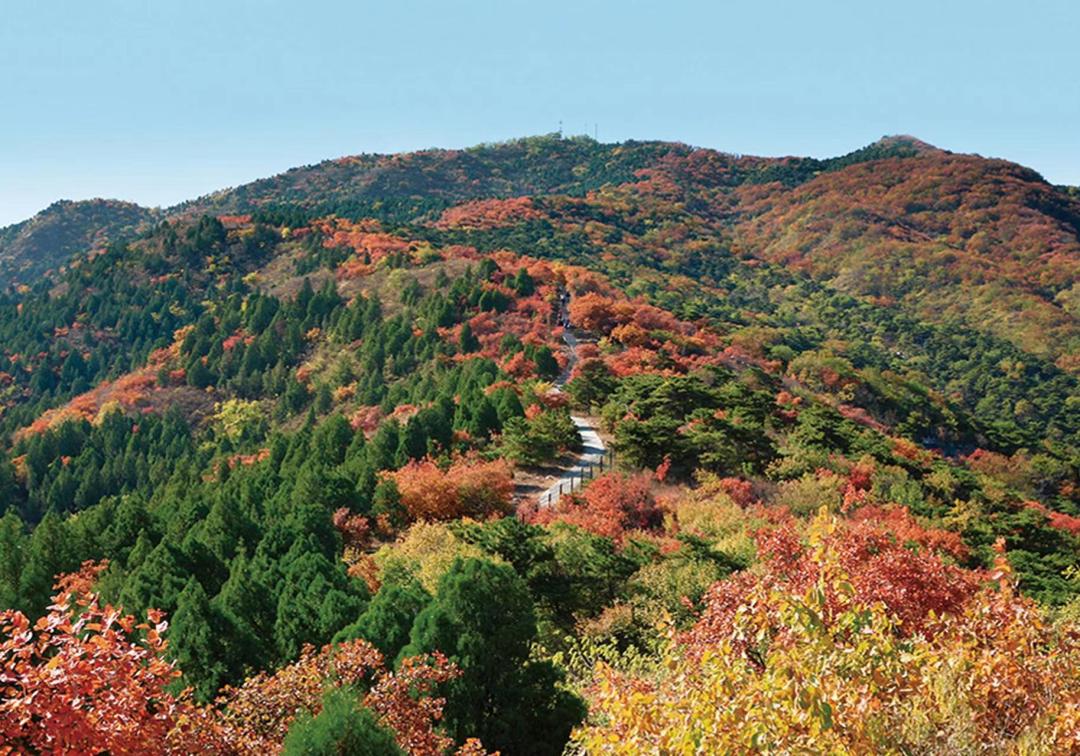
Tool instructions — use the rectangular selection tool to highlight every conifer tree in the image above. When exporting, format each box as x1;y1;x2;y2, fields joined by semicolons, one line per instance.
402;558;585;755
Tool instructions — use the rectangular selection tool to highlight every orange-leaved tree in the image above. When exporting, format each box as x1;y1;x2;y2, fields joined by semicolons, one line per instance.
389;457;513;523
526;472;662;543
214;637;489;755
0;561;222;754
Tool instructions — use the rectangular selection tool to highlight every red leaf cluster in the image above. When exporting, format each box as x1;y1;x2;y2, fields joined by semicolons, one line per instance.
0;562;211;754
389;457;514;522
526;472;662;542
434;196;543;230
688;508;981;651
333;507;373;549
216;639;476;755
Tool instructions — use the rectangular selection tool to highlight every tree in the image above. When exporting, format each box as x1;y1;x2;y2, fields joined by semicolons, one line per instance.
459;322;480;353
0;561;220;753
398;416;430;462
500;410;578;466
452;517;572;623
119;541;189;618
402;558;585;755
283;688;404;756
170;577;228;702
312;413;354;467
0;511;25;610
214;638;472;755
531;345;559;380
0;452;20;514
335;577;431;660
371;477;408;531
213;551;276;670
527;472;662;542
275;551;366;660
18;511;77;617
389;458;513;523
511;267;536;296
566;358;616;409
574;516;1080;753
567;293;617;333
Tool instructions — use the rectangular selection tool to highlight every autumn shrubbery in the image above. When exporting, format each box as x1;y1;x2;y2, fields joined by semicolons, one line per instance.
388;457;513;523
574;509;1080;754
525;471;663;542
0;561;212;753
6;485;1080;754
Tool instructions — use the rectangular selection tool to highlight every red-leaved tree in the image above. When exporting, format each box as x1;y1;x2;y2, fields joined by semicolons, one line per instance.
0;561;218;754
527;472;662;542
390;457;514;522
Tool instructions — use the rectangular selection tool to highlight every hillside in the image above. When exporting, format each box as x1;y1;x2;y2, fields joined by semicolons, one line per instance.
9;135;1075;370
731;152;1080;369
0;198;157;285
1;135;1079;752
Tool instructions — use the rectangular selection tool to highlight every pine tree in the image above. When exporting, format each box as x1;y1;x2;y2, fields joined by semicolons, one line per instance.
282;688;403;756
18;512;77;616
397;417;428;462
402;558;585;755
458;322;480;353
512;267;535;296
275;551;366;660
0;511;26;610
118;541;188;617
170;578;226;702
213;551;275;668
312;414;353;467
334;577;430;659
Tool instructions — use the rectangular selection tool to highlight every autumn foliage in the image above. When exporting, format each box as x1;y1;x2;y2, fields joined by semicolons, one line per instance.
389;457;514;522
689;505;979;642
0;561;210;754
434;196;543;230
214;639;478;755
526;472;662;542
0;561;492;755
575;511;1080;753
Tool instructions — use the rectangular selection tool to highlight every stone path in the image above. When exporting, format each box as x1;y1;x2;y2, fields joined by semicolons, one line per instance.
536;320;608;508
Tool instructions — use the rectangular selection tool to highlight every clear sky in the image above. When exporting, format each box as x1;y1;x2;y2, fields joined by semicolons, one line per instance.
2;0;1078;227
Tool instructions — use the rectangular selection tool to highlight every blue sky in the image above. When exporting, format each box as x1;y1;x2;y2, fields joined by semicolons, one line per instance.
1;0;1077;226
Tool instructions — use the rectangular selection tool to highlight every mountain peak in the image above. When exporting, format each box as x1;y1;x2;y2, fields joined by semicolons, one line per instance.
864;134;950;156
0;198;157;284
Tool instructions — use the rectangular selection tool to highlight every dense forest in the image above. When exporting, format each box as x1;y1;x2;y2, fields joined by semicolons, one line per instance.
1;135;1078;753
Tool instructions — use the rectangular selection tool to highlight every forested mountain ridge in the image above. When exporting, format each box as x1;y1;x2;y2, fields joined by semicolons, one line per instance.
5;134;1076;368
731;152;1080;368
1;135;1079;752
0;198;158;285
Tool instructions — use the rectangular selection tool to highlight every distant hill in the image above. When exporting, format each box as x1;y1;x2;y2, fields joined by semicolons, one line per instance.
0;199;157;284
177;134;935;215
727;151;1080;370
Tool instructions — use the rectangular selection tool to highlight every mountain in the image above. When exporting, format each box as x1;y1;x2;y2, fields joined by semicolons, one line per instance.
180;133;937;215
9;134;1075;369
730;150;1080;369
1;135;1078;751
0;198;157;284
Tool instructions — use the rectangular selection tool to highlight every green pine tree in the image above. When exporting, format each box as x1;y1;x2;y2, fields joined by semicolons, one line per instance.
401;558;585;755
282;688;403;756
